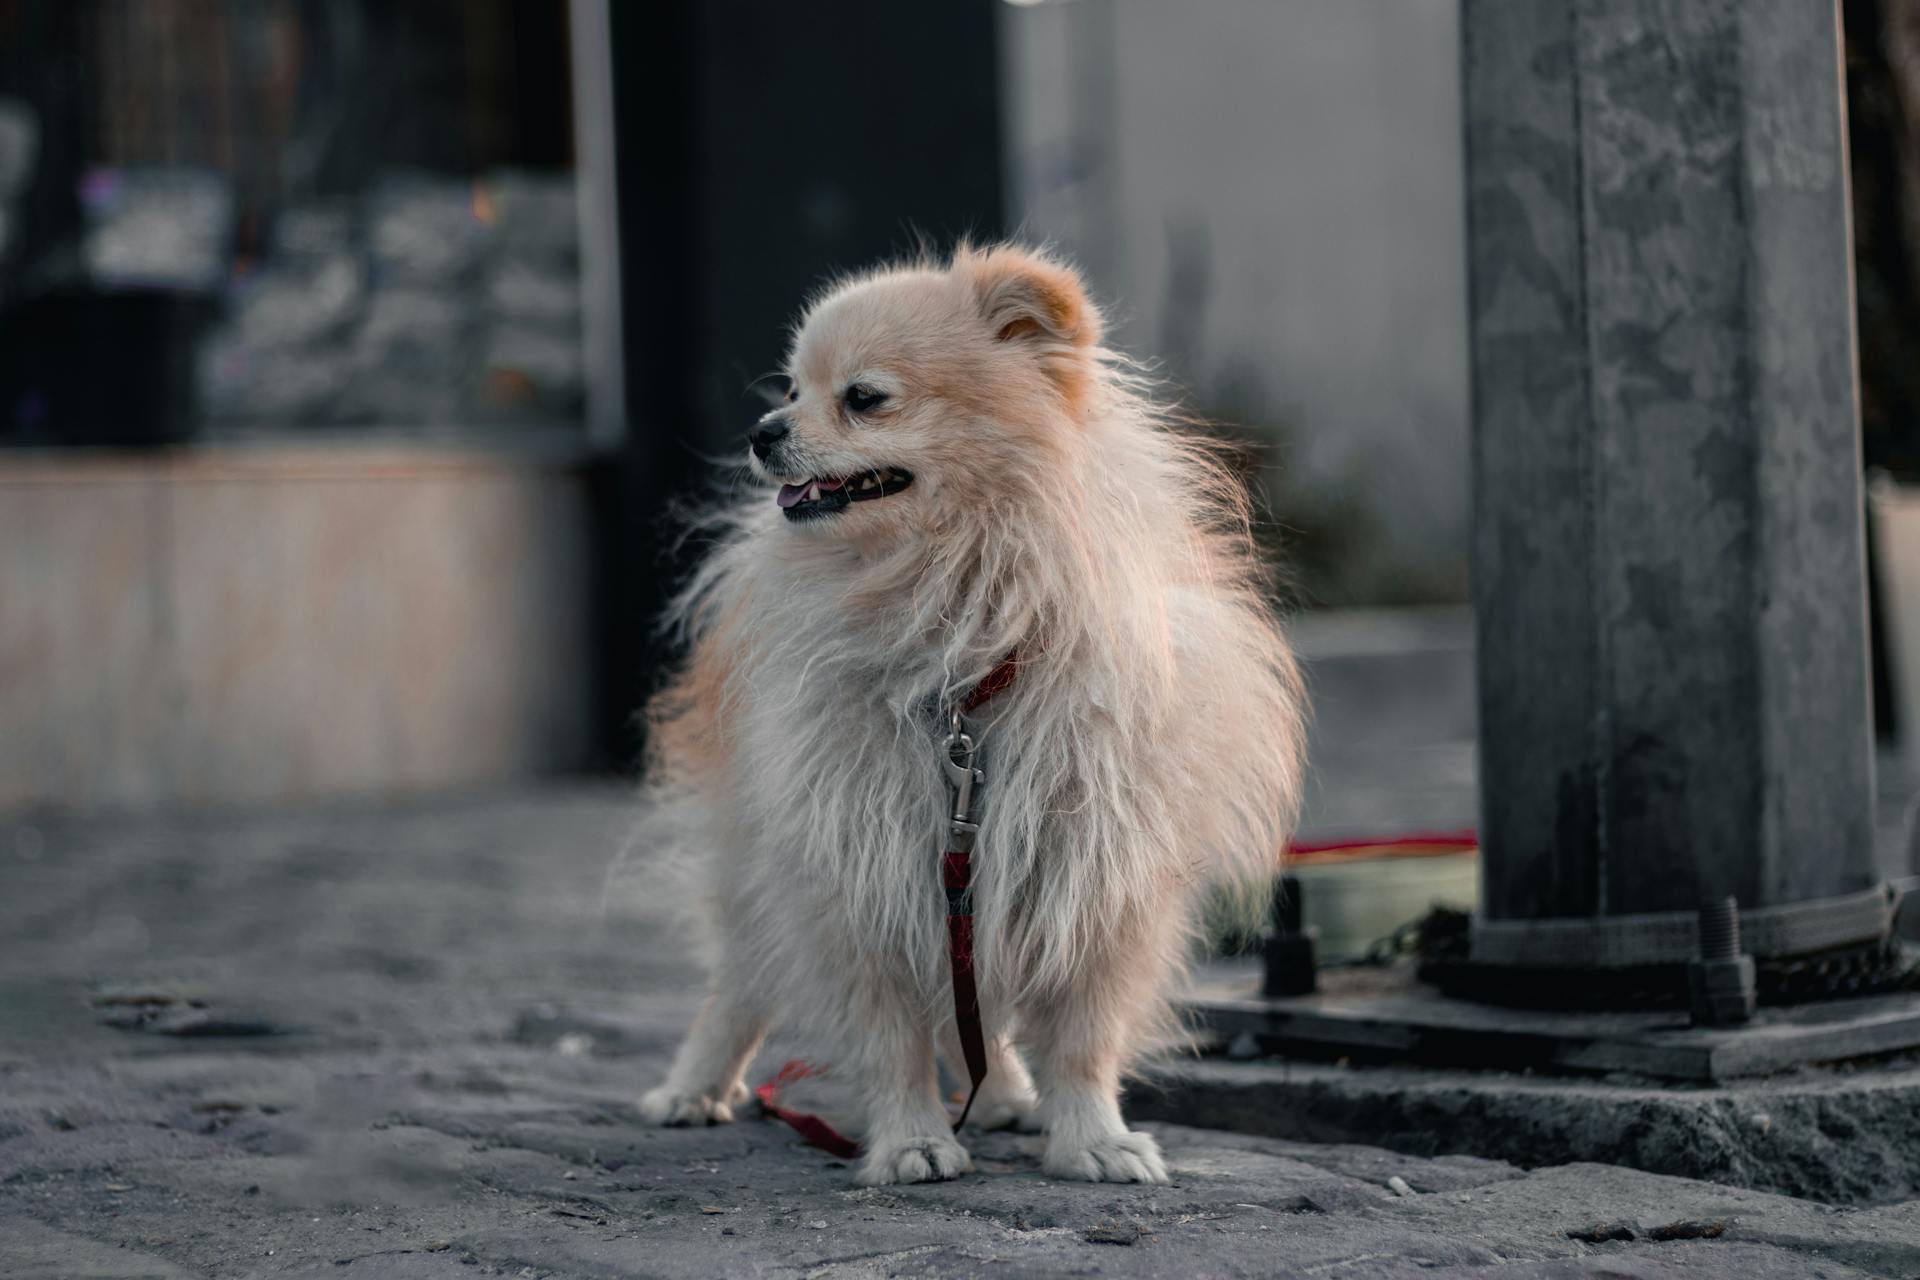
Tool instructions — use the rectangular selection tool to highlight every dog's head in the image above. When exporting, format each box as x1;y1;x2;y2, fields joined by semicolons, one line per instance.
747;244;1103;541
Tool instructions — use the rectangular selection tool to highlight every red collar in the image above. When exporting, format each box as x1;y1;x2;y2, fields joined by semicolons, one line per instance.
960;652;1020;715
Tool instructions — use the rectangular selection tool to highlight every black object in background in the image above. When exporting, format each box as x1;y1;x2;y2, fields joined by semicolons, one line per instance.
0;290;215;447
588;0;1006;768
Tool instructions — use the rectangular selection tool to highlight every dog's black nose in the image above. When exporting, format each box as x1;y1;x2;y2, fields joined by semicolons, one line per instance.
749;418;790;460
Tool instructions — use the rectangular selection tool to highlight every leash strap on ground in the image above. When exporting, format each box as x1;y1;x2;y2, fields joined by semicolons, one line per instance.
757;654;1020;1157
754;1061;861;1160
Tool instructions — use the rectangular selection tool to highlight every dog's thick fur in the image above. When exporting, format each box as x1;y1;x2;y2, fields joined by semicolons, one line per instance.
637;244;1306;1186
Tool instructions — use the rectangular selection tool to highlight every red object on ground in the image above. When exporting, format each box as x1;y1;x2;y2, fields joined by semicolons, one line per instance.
754;1060;860;1160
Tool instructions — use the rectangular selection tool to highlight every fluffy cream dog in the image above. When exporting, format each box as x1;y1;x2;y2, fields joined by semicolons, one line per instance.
637;244;1305;1186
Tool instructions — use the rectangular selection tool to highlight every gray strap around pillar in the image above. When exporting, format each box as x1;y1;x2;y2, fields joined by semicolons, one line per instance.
1463;0;1880;966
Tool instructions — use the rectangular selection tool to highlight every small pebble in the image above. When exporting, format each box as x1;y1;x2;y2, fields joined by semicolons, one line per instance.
1749;1112;1772;1134
1386;1176;1415;1198
808;1220;827;1230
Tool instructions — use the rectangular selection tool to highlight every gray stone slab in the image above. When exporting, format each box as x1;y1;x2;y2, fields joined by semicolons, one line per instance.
1189;970;1920;1082
1132;1056;1920;1209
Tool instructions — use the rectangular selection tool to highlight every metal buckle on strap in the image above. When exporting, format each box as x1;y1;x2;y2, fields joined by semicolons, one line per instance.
943;707;985;850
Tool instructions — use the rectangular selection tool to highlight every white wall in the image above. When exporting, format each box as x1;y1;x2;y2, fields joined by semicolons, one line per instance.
0;447;592;812
1001;0;1469;602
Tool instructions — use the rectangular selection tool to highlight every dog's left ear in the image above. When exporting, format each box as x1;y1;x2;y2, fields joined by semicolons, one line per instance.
959;245;1102;407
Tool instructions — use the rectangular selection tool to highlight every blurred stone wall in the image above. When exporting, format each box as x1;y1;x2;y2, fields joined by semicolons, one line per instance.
198;170;583;431
0;1;587;440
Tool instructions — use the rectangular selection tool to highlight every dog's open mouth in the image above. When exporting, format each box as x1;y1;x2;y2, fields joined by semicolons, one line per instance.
776;468;914;520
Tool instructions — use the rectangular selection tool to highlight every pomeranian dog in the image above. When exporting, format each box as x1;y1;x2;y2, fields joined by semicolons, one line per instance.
637;243;1305;1186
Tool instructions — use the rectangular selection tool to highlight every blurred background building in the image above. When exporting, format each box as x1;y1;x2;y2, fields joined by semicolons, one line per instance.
1004;0;1470;605
2;0;1919;827
0;0;597;810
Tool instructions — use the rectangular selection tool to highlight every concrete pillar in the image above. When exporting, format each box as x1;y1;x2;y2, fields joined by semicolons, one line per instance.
1463;0;1884;971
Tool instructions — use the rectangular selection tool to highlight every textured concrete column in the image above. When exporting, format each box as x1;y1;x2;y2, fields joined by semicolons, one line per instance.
1464;0;1879;965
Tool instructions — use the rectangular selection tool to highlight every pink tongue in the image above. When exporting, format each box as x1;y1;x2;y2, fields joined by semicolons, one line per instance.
775;478;845;509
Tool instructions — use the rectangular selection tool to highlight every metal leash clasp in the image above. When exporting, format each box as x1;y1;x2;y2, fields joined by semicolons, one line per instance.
943;707;985;849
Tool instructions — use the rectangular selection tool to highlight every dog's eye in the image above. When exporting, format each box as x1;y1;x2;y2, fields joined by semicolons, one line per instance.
843;385;887;414
785;385;798;404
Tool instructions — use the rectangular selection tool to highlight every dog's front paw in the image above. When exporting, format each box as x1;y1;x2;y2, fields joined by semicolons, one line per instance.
855;1134;972;1186
1044;1130;1168;1184
639;1084;736;1127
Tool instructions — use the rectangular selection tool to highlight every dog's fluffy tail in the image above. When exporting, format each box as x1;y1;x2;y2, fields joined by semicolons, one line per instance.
599;781;715;968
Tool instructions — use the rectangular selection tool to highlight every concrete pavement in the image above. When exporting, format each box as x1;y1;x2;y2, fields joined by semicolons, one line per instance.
4;787;1918;1278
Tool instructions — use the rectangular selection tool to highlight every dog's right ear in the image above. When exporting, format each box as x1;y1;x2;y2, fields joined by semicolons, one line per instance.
957;244;1102;408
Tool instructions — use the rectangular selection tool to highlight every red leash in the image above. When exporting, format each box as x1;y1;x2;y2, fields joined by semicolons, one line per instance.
1288;830;1477;857
939;652;1018;1130
757;655;1020;1156
753;1060;861;1159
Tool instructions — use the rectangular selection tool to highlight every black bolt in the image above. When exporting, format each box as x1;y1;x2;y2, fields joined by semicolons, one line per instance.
1263;874;1317;998
1271;874;1304;937
1688;895;1755;1026
1698;896;1741;961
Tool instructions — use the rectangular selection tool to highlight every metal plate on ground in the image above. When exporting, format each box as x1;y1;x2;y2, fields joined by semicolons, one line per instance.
1186;965;1920;1083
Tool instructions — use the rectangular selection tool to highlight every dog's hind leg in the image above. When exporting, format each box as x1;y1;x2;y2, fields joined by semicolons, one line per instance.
941;1030;1040;1132
640;982;767;1126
